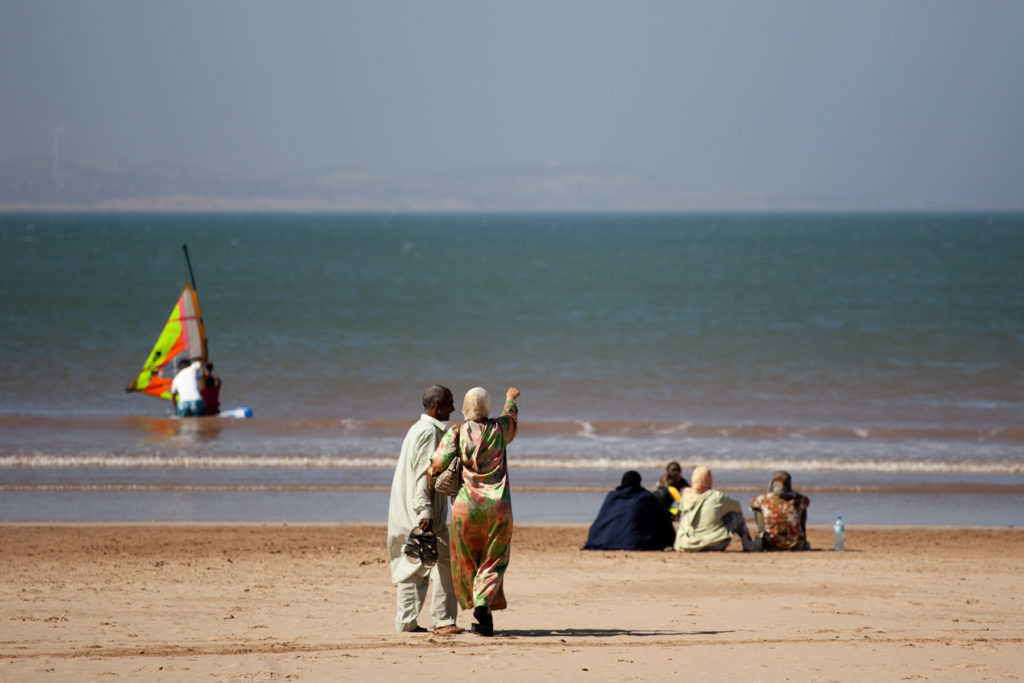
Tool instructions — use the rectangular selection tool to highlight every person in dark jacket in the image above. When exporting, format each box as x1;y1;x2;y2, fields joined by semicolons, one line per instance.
582;471;676;551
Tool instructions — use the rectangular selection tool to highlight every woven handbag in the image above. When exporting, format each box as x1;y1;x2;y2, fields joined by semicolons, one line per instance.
434;425;462;497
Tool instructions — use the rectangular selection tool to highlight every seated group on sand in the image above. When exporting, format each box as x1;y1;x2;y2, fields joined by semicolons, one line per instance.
583;465;811;552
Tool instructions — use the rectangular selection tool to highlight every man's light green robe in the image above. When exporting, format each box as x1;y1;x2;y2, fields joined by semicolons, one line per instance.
387;413;450;583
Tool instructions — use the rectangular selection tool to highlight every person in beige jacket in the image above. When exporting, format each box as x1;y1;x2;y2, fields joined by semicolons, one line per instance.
673;466;755;552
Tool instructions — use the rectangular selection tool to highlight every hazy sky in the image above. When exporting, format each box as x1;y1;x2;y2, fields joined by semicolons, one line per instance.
2;1;1022;209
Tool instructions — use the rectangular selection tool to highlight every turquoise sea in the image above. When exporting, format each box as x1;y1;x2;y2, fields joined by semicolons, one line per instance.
1;212;1022;525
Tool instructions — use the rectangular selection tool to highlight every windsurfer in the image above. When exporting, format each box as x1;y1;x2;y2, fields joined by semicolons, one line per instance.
171;359;206;418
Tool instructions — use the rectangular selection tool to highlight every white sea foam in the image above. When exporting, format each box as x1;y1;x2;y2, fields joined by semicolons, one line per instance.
1;454;1020;475
510;457;1024;475
0;455;399;469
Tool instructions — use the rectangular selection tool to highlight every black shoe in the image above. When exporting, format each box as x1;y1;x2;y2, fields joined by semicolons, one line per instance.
472;606;493;637
470;622;494;636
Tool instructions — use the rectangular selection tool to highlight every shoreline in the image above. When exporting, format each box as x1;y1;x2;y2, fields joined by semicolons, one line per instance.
0;520;1018;529
4;486;1022;526
2;524;1022;680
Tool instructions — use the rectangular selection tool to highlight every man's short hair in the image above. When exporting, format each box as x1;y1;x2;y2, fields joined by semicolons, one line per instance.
422;385;450;410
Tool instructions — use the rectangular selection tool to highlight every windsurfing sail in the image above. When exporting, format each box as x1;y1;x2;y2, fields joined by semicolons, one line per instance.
126;252;208;401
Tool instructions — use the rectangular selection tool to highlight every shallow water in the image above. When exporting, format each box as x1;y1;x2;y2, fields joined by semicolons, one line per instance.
2;212;1022;523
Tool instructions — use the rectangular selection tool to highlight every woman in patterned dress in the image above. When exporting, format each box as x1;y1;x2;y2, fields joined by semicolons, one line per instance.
430;386;519;636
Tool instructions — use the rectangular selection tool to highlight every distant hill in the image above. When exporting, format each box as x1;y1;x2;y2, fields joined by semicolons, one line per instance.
0;158;675;212
0;158;977;212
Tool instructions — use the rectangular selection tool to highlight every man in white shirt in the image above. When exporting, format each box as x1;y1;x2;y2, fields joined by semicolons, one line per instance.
170;359;206;417
386;385;462;634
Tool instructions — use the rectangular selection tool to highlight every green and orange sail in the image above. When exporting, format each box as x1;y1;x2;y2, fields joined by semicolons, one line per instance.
127;267;208;401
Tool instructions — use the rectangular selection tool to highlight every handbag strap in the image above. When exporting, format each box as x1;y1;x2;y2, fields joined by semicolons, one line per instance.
446;423;461;470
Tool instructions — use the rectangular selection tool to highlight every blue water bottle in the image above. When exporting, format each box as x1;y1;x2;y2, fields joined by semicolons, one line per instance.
833;515;845;552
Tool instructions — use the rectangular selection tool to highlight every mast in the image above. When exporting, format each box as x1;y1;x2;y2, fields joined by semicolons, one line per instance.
181;243;207;365
182;243;198;291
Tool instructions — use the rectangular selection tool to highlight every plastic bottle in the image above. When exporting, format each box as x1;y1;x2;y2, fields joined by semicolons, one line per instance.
833;515;845;552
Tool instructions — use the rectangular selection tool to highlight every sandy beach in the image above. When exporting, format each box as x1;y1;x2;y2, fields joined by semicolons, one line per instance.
2;523;1022;681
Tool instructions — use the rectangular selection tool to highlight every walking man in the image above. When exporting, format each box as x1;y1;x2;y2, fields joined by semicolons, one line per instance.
386;385;462;634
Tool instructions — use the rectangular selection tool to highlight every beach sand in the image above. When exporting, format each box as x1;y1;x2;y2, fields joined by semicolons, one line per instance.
2;523;1022;681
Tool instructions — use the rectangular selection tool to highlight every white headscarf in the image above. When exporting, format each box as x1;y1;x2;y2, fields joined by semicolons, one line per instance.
462;387;491;421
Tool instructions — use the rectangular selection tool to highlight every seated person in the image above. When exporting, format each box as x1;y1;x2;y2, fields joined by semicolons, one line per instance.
673;466;754;552
651;460;689;519
583;471;676;551
749;471;811;551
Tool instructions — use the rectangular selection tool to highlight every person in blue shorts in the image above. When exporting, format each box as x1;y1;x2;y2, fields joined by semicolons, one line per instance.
171;359;206;417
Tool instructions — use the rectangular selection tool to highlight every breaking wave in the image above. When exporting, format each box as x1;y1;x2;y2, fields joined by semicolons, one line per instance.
1;453;1021;475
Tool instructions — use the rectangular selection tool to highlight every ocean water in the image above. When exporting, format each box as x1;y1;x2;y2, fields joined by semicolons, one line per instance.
1;212;1022;525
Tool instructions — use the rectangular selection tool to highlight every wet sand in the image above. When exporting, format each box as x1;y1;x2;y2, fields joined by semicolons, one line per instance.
2;523;1022;681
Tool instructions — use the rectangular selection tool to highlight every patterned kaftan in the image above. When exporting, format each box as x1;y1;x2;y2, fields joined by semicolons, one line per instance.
430;397;517;611
749;490;811;550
